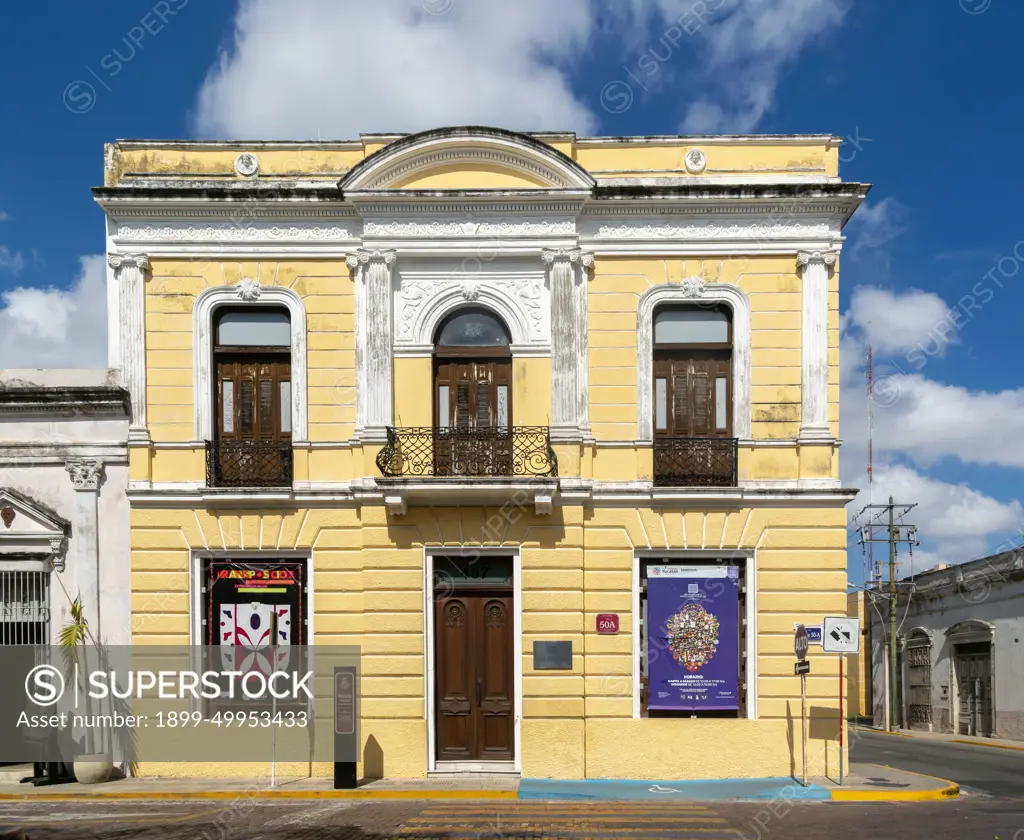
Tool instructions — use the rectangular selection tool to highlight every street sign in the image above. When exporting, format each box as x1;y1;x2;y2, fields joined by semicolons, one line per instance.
596;614;619;634
794;624;809;660
793;624;823;645
794;660;810;675
822;616;861;653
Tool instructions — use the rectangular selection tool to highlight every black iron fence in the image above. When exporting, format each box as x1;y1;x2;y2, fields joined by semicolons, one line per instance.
205;440;294;488
653;437;738;487
377;427;557;478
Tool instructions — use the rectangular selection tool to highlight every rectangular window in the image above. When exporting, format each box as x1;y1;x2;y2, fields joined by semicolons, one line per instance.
638;558;746;718
280;381;291;434
497;385;509;429
438;385;450;427
0;570;50;645
655;378;667;432
221;381;234;434
715;378;727;431
259;380;274;434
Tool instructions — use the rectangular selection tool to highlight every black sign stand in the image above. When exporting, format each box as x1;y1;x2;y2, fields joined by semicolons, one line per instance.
333;666;358;789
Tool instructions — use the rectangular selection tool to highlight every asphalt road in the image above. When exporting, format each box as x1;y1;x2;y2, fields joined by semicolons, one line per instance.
2;798;1024;839
850;728;1024;797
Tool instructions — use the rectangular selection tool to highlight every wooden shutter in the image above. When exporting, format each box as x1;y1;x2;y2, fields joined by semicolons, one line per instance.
215;355;291;441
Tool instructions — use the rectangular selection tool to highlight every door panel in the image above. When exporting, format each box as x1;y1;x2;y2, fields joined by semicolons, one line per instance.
434;590;515;762
477;598;514;760
435;598;474;761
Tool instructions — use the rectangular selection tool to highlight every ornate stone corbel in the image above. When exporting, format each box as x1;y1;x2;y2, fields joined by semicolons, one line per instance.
65;459;104;491
49;536;67;572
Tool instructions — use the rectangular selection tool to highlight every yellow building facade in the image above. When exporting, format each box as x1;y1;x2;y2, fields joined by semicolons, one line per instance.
97;126;868;780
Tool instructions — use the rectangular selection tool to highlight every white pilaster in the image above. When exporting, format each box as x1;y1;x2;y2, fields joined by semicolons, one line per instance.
65;459;104;641
347;249;397;442
543;248;593;442
107;253;150;445
797;250;837;442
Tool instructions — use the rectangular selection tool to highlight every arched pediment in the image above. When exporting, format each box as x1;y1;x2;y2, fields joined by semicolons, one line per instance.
340;126;595;192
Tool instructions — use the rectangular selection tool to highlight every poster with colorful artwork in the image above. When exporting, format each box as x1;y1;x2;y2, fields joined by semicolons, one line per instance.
205;560;306;674
646;565;740;711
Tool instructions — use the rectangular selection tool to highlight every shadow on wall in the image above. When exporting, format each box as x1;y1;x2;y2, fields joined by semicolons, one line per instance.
363;734;384;780
785;701;795;778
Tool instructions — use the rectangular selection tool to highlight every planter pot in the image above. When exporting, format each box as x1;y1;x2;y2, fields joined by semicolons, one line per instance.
73;754;113;784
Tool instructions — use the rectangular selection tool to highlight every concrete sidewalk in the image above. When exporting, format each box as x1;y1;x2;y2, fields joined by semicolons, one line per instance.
0;763;957;802
853;724;1024;752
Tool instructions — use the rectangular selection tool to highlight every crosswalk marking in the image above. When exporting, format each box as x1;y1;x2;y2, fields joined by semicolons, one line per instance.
398;802;744;839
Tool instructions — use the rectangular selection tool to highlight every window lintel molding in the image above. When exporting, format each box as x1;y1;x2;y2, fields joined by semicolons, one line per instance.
636;281;752;441
193;282;308;442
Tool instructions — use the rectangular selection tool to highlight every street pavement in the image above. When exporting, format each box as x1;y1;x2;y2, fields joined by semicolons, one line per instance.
850;727;1024;797
0;734;1022;838
1;796;1024;839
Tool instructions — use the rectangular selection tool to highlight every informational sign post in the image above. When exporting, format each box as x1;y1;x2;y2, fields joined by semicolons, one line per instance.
646;566;740;712
334;666;358;789
822;615;861;788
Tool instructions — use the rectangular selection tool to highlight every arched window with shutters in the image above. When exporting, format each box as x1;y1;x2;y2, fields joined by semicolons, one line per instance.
652;306;732;437
651;305;736;486
210;307;293;487
432;307;513;476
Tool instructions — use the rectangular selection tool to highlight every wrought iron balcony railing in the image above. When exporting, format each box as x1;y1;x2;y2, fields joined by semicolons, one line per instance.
205;440;294;489
377;426;557;478
653;437;738;487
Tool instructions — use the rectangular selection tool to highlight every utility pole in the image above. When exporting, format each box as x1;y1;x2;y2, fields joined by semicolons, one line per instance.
888;496;897;734
855;498;918;732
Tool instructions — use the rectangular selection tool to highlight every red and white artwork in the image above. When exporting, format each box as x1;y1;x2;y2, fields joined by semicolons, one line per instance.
219;603;291;674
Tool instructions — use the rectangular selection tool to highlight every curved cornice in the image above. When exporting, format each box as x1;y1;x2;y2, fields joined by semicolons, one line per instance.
339;126;596;193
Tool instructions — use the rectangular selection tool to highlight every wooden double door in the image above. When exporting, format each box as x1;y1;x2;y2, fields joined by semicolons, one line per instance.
434;586;515;763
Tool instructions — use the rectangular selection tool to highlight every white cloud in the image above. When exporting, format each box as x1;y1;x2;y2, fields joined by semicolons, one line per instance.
0;209;9;222
0;255;108;368
850;464;1023;574
841;285;1024;567
0;245;24;274
841;285;955;358
194;0;600;139
677;0;849;133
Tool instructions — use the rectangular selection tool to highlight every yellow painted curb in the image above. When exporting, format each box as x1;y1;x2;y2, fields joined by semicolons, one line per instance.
831;765;959;802
0;789;518;802
951;739;1024;752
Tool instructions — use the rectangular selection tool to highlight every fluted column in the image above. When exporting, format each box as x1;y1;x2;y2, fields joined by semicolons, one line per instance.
107;253;150;444
65;459;104;640
543;248;594;442
346;249;397;442
797;251;837;441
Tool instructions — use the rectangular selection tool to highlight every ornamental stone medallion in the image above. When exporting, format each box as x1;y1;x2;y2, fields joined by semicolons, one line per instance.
235;153;260;177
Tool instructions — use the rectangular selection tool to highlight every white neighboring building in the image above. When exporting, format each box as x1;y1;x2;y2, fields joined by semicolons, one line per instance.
869;549;1024;740
0;370;130;646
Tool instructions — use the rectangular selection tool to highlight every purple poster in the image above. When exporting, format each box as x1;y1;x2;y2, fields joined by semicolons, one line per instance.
646;565;740;711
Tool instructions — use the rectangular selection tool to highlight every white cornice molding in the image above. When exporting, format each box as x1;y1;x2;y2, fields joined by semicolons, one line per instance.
363;217;576;238
193;283;308;442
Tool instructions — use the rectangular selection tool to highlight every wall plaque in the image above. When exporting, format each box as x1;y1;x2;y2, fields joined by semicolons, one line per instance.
533;640;573;670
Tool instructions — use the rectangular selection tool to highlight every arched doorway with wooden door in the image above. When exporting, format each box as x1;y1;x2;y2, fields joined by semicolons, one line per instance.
432;307;514;477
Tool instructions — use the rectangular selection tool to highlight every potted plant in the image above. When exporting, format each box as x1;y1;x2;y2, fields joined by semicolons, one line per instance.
59;596;113;784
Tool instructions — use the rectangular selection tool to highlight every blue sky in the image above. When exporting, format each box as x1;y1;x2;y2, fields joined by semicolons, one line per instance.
0;0;1020;578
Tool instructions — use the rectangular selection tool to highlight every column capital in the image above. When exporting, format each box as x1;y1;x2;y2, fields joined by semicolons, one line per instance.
797;250;838;269
346;249;397;269
107;253;150;271
541;248;594;268
65;459;104;492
